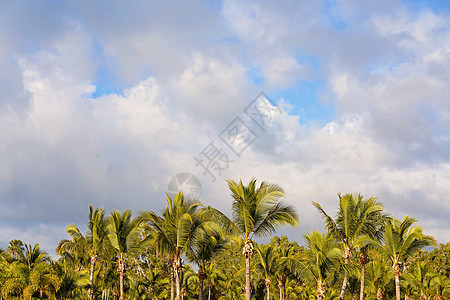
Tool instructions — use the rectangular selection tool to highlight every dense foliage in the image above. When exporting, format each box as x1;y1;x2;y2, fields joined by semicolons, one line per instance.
1;178;448;300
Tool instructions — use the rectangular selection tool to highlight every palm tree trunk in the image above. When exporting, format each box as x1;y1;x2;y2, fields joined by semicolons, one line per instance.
175;271;181;300
198;269;205;300
89;254;97;300
199;279;203;300
170;261;175;300
175;257;182;300
376;287;383;300
119;271;124;300
359;250;369;300
339;273;349;300
395;273;401;300
208;284;211;300
245;253;251;300
420;291;427;300
279;281;283;300
118;257;125;300
265;278;271;300
359;263;365;300
244;239;253;300
317;279;325;300
339;256;350;300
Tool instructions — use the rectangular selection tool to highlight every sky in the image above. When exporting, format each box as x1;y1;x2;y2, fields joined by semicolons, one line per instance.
1;0;450;254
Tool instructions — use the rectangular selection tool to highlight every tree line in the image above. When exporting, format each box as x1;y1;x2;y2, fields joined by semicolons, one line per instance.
0;178;449;300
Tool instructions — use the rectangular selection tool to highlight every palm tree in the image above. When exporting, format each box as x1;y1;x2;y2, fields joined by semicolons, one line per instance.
313;193;384;300
140;192;211;300
356;197;386;300
221;264;246;300
57;204;108;299
365;259;392;300
204;262;227;300
366;216;436;300
23;262;61;299
223;178;298;300
403;261;432;300
54;260;90;300
187;228;227;300
254;244;277;300
287;231;341;300
429;274;450;300
7;239;25;261
1;242;55;300
271;236;301;300
1;260;28;299
107;209;148;300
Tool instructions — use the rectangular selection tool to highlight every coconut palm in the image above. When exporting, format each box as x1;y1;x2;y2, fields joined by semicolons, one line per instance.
221;265;246;300
107;209;148;300
144;268;170;300
366;216;436;300
204;262;227;300
429;273;450;300
356;197;386;300
7;239;26;261
222;178;298;300
187;227;227;300
1;260;28;299
365;259;392;300
54;261;90;300
403;261;432;300
57;204;108;299
23;262;61;299
254;244;277;300
140;192;212;300
284;279;306;300
273;241;299;300
1;242;55;299
287;231;341;300
313;193;384;300
269;236;304;300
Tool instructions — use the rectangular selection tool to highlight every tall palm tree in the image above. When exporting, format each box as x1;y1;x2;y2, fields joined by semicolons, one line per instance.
429;273;450;300
287;231;341;300
204;262;227;300
1;242;54;299
57;204;108;300
223;178;298;300
107;209;148;300
254;244;277;300
187;228;227;300
365;259;392;300
7;239;25;261
403;261;432;300
140;192;211;300
356;197;386;300
366;216;436;300
23;262;61;299
313;193;384;300
273;241;298;300
54;260;90;300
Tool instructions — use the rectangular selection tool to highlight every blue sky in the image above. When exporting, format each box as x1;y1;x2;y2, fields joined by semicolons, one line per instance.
1;0;450;253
